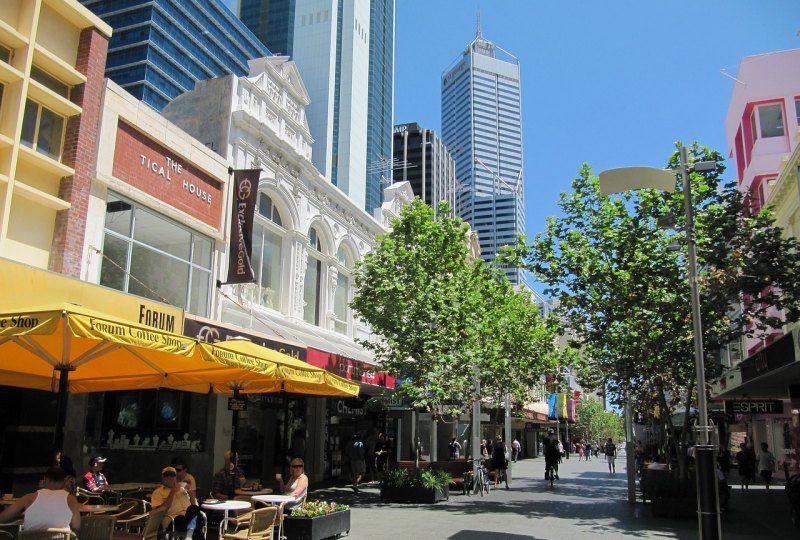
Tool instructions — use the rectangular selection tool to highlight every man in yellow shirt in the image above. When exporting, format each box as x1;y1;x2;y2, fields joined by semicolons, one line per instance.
151;466;205;540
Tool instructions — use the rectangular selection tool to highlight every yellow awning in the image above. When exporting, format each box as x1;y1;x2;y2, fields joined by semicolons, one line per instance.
0;303;276;393
198;339;360;397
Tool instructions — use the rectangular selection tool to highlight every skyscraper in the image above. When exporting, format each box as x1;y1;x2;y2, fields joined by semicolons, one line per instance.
392;123;456;217
441;23;525;284
236;0;394;214
82;0;271;111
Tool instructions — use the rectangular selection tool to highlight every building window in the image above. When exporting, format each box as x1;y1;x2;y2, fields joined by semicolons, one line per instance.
252;193;284;310
30;66;70;98
795;98;800;126
0;45;10;64
99;192;213;317
20;99;64;160
303;227;323;325
753;103;785;139
333;246;352;335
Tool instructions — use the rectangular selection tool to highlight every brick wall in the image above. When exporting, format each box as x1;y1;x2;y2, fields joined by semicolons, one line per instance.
50;27;108;278
112;122;223;228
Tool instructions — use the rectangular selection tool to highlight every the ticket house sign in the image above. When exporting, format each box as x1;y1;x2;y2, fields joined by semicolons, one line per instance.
724;399;784;415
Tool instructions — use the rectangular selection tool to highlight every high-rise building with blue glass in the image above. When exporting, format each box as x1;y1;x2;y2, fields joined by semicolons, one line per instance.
235;0;394;214
441;26;525;285
81;0;271;112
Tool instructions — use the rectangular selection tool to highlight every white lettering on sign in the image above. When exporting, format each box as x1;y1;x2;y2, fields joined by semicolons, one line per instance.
336;400;364;416
140;154;211;206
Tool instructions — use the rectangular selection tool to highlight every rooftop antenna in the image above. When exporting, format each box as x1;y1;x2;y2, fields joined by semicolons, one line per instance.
476;11;482;39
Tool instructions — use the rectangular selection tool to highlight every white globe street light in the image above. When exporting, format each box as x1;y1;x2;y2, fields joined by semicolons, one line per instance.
599;146;720;540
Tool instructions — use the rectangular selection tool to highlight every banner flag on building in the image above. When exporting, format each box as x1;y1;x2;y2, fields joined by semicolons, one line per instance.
547;393;557;420
557;392;568;420
221;169;260;285
567;397;576;423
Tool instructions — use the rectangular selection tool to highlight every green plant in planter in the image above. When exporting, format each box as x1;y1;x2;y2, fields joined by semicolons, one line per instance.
380;468;449;490
290;500;350;518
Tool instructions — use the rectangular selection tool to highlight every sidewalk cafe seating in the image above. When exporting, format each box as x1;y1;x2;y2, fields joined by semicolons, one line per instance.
18;529;72;540
115;505;166;540
79;515;116;540
76;489;107;506
223;507;276;540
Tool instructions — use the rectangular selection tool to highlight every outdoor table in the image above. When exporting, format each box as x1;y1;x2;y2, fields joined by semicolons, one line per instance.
106;483;160;492
0;499;18;506
80;504;120;514
251;494;295;540
201;500;251;532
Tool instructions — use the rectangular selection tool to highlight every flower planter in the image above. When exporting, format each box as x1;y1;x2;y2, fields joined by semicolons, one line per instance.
380;485;449;503
283;509;351;540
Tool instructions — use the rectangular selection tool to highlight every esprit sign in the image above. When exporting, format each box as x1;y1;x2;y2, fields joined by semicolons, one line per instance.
724;400;784;415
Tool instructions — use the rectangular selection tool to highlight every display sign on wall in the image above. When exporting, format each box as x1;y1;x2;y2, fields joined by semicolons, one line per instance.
184;315;306;360
724;400;785;415
112;122;223;228
306;348;395;389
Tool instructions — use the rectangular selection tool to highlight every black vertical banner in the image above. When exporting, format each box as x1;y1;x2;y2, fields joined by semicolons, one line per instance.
223;169;260;285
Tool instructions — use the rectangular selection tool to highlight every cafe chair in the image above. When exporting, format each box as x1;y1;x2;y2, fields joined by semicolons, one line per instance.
0;531;15;540
79;515;116;540
115;505;166;540
77;488;106;506
108;500;143;520
18;529;72;540
222;507;276;540
226;497;255;532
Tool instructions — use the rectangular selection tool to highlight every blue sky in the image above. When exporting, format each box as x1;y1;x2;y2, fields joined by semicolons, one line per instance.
394;0;799;245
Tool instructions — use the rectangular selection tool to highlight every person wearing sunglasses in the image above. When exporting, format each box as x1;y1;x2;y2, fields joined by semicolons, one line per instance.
152;466;205;540
170;457;198;505
276;459;308;512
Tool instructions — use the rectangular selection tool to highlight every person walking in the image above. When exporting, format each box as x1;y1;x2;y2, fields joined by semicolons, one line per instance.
758;442;776;493
347;433;366;493
577;441;585;461
735;442;753;490
585;441;593;461
604;438;617;475
511;438;521;463
448;437;462;459
490;437;509;489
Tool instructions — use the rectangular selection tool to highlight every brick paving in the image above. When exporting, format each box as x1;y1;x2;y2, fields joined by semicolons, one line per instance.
306;450;797;539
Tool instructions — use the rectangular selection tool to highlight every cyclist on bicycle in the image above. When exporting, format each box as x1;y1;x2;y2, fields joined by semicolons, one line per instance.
543;429;560;481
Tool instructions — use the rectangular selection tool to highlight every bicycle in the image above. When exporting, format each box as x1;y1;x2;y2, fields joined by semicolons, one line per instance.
468;458;491;496
547;464;556;489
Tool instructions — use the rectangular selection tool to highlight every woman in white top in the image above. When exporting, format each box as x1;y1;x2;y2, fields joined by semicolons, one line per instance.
0;467;81;531
277;458;308;512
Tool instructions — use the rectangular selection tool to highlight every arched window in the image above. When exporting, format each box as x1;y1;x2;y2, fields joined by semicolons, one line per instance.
333;245;353;335
303;226;324;325
251;192;284;310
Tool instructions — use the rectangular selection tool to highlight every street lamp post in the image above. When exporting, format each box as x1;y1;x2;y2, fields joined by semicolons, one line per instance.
599;146;720;540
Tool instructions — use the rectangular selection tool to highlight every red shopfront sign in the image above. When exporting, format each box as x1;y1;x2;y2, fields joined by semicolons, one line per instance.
306;348;395;389
112;121;223;228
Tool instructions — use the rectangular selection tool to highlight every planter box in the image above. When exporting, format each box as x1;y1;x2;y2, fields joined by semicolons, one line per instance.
283;509;351;540
380;485;449;503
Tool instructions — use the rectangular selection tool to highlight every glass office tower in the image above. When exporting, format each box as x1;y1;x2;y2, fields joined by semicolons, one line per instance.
236;0;393;214
441;27;525;284
82;0;271;111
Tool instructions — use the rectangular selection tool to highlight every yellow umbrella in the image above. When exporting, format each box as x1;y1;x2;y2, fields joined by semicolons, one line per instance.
198;339;360;397
0;303;279;451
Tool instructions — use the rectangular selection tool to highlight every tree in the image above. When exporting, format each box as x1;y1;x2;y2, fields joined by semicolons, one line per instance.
508;142;800;466
573;399;624;443
352;199;558;417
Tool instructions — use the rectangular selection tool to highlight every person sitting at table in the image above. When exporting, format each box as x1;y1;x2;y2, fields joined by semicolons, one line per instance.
171;457;198;505
0;466;81;531
83;456;109;492
276;458;308;513
211;451;246;501
151;467;205;540
57;455;78;495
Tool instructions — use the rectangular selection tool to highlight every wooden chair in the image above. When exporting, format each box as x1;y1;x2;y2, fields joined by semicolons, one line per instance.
77;488;106;505
107;500;142;520
222;508;275;540
79;515;116;540
17;529;72;540
114;506;166;540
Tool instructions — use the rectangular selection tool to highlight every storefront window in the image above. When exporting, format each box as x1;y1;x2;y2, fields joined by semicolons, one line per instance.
100;192;213;317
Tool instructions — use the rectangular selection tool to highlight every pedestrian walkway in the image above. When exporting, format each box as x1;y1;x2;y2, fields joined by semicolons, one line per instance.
307;451;797;539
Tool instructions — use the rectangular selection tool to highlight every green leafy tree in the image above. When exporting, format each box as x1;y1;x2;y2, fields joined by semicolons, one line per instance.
352;199;559;416
508;142;800;467
572;398;623;443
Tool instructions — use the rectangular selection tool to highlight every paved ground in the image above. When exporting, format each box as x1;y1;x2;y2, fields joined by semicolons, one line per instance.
308;452;799;540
